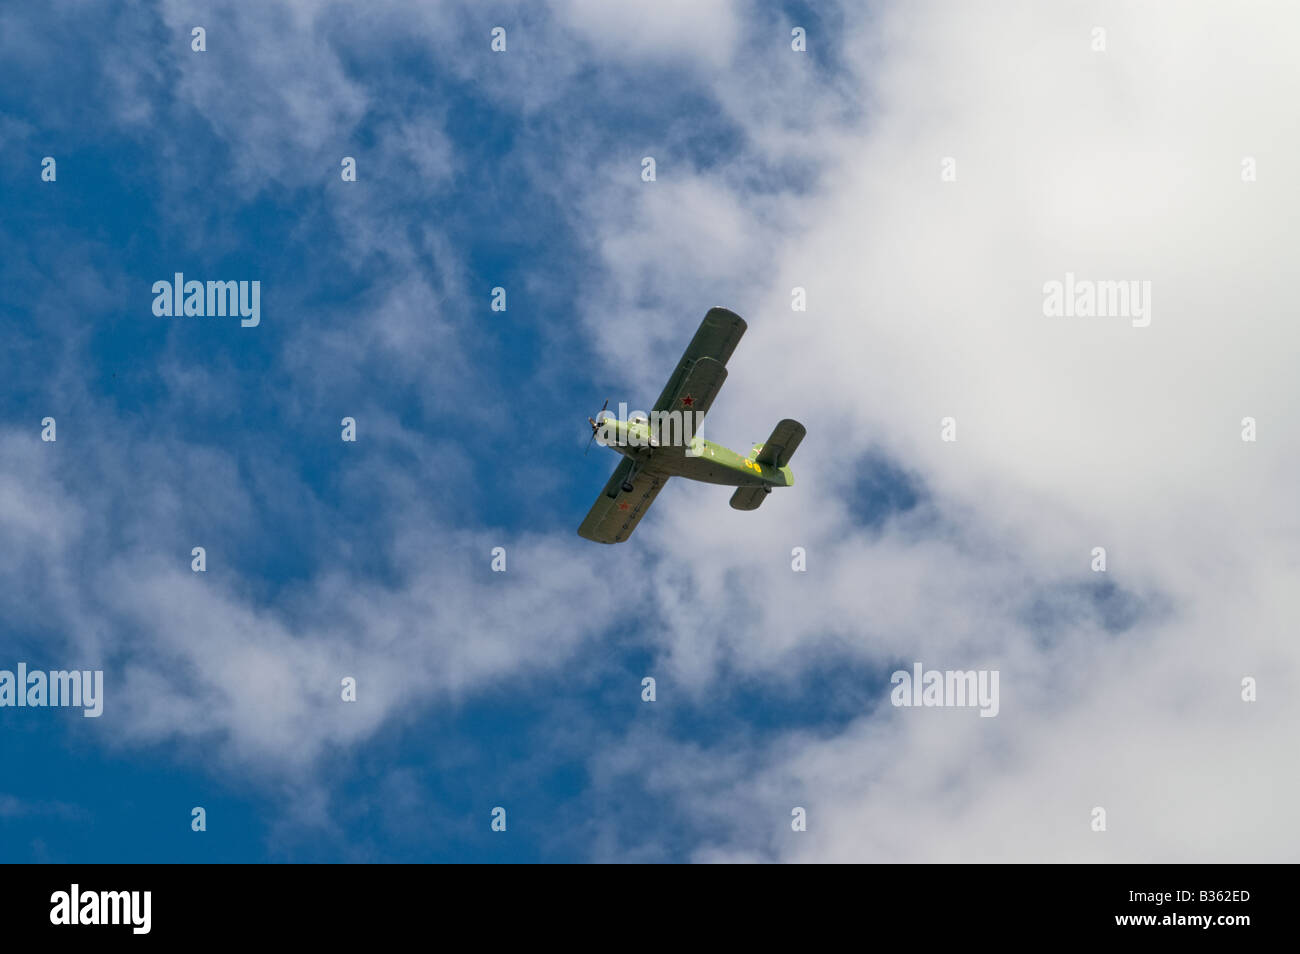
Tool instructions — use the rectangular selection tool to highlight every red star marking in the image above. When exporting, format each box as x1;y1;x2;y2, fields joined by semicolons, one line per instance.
680;394;694;407
618;502;630;511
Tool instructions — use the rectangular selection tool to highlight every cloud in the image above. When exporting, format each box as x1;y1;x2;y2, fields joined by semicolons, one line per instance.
551;0;743;66
559;0;1300;860
0;421;664;778
2;0;1295;861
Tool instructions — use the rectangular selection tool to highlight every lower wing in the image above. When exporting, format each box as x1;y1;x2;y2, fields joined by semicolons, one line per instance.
577;459;670;543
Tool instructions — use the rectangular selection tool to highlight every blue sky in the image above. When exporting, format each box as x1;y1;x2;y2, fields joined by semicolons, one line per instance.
2;1;1296;863
0;0;882;863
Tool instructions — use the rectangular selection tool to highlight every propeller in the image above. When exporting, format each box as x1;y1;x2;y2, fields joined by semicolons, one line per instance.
585;399;609;455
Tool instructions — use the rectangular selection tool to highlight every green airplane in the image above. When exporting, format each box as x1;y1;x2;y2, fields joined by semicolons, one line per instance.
579;307;805;543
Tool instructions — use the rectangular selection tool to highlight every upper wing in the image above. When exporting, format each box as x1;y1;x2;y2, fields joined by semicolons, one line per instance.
650;307;747;414
658;356;727;435
577;459;669;544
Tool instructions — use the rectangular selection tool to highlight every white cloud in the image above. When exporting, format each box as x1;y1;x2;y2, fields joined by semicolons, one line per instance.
4;0;1296;861
565;0;1300;860
551;0;743;67
0;422;654;776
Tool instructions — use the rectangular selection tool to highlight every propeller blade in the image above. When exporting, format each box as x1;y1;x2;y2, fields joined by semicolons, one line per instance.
586;399;610;456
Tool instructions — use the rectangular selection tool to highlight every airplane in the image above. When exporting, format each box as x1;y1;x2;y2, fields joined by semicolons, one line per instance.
578;307;805;543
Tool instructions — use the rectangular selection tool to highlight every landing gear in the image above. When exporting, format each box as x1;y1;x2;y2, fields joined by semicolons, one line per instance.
620;461;641;494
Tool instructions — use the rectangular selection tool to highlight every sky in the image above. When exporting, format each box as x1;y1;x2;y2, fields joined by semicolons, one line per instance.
1;0;1297;863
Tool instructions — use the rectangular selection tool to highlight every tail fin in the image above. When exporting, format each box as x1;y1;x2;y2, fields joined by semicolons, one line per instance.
755;419;805;467
731;419;805;511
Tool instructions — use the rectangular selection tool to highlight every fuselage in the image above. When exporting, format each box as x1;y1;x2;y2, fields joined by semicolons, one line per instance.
594;417;794;488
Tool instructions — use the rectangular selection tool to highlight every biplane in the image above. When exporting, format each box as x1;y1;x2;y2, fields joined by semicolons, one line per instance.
578;307;805;543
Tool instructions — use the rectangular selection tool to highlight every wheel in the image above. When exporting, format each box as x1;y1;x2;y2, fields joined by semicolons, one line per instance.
763;486;771;494
621;481;635;493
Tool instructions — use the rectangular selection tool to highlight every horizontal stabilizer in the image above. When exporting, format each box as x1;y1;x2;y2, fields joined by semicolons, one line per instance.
755;419;806;468
730;486;767;511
